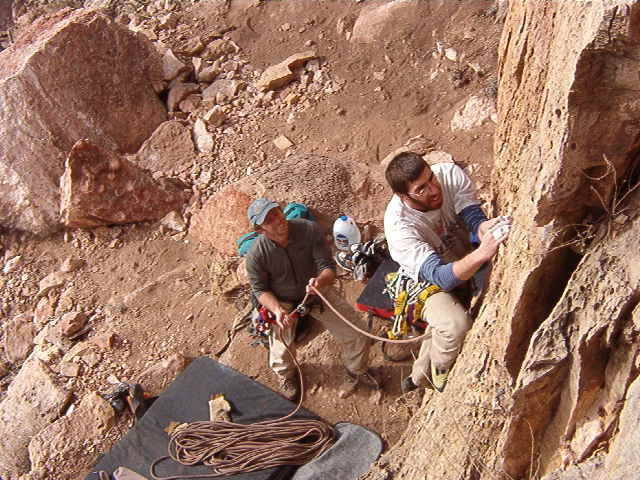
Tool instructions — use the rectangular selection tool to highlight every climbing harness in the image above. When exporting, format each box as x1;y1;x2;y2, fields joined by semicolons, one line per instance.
249;300;311;347
383;272;441;340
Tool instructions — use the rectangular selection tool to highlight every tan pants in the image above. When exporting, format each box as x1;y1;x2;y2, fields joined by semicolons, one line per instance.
410;291;472;386
268;287;371;379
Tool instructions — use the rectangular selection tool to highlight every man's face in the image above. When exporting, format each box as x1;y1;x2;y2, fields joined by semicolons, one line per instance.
403;166;443;210
258;207;289;242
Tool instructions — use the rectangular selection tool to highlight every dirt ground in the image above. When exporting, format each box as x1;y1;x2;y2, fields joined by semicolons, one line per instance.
0;0;504;478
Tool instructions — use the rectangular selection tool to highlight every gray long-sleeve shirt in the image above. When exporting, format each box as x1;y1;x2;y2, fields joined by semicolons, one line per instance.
245;219;336;303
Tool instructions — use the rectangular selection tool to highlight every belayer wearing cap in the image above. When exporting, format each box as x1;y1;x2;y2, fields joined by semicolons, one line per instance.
244;197;381;400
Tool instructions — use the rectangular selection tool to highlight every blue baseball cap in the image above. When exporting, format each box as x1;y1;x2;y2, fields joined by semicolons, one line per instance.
247;197;279;226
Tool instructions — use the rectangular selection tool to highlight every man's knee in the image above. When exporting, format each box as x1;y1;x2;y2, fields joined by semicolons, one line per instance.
449;310;472;339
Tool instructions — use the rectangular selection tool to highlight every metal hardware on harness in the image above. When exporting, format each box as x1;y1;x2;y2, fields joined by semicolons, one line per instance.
256;306;276;335
256;301;310;337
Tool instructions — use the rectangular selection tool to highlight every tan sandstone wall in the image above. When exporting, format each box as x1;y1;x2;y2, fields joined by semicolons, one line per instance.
364;2;640;479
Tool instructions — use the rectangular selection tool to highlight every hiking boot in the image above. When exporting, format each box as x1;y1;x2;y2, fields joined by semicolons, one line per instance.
401;376;418;394
346;369;382;390
431;363;450;392
279;376;300;401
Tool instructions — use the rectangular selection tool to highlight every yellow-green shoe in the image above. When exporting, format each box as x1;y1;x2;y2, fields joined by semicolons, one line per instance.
431;363;450;392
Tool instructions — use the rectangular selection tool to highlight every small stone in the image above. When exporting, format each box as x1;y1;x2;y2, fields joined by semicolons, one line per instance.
3;255;22;273
161;211;187;232
162;49;189;82
62;342;95;363
35;344;61;364
193;119;215;153
3;313;36;363
158;12;179;30
284;93;300;105
167;82;199;112
178;94;202;114
90;332;118;350
60;256;84;273
257;51;316;91
59;361;81;377
198;65;220;83
305;40;314;47
273;134;294;150
373;71;385;81
445;48;458;62
81;351;101;367
178;37;205;56
203;106;226;127
59;311;88;338
280;23;291;31
37;271;67;298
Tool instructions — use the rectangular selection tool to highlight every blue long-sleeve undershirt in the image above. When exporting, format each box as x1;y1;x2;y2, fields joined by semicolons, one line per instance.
418;204;488;290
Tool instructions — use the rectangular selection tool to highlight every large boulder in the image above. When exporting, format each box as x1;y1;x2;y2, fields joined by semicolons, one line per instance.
0;358;71;478
189;153;386;255
351;0;420;43
136;353;190;397
28;392;115;474
0;9;166;236
135;120;196;175
189;186;252;256
60;139;189;228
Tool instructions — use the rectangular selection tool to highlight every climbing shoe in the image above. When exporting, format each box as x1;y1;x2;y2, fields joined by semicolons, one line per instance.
431;363;450;392
401;376;418;394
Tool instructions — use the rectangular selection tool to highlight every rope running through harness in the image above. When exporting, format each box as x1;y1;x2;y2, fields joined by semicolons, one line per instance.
150;288;427;479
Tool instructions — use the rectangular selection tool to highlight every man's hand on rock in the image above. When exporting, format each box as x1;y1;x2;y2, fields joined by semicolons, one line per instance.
477;216;512;260
478;216;512;243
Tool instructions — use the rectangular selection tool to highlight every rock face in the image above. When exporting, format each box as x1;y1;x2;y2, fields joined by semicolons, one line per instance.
366;3;640;480
0;358;71;478
0;9;166;236
60;139;189;228
28;392;115;474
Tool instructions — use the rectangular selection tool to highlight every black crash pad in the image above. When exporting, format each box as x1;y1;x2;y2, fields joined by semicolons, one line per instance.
86;357;320;480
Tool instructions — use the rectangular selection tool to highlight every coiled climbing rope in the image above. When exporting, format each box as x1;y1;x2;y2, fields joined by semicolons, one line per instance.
150;286;426;479
150;317;335;480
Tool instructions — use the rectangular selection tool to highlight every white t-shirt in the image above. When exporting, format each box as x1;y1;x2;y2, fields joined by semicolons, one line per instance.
383;163;480;281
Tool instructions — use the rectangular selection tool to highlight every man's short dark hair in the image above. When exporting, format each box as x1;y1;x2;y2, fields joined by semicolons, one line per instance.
385;152;427;194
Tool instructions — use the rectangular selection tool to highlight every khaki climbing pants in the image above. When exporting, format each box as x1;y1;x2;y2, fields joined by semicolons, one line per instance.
268;286;371;379
410;291;472;387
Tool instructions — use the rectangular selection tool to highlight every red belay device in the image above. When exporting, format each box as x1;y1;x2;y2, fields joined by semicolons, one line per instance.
256;302;310;335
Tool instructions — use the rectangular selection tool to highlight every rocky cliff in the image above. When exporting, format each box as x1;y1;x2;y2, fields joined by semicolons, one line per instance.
365;2;640;479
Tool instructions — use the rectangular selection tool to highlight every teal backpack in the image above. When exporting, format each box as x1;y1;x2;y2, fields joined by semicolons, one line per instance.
236;202;315;256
